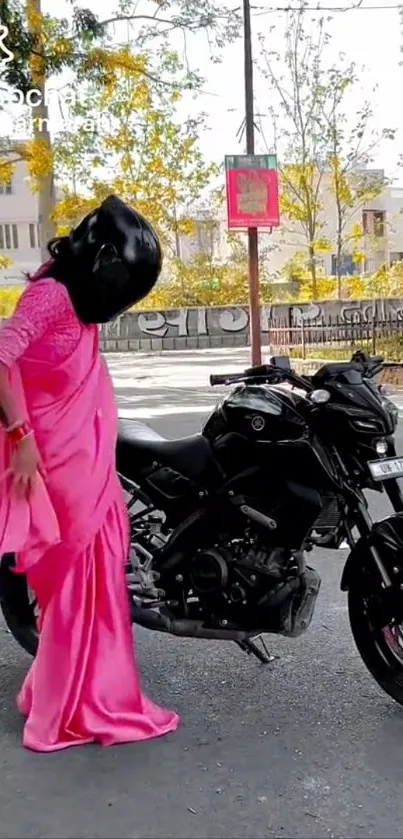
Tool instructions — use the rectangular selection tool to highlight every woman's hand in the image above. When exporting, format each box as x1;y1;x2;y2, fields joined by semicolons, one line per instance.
11;434;44;498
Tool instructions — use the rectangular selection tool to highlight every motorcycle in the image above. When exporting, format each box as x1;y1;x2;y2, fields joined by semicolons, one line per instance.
2;350;403;707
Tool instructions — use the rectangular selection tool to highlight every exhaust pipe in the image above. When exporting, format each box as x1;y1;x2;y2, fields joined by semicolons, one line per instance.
131;603;251;641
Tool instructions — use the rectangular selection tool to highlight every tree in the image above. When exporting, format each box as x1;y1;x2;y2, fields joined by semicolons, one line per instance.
324;64;395;296
140;235;273;309
50;46;218;256
258;2;396;300
0;0;240;255
259;6;333;298
0;0;104;254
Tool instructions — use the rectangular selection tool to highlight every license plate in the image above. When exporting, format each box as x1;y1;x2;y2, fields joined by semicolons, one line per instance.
368;457;403;481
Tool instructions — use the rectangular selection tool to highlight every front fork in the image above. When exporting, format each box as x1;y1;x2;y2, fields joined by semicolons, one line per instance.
341;432;403;593
342;478;403;600
382;437;403;515
351;496;393;590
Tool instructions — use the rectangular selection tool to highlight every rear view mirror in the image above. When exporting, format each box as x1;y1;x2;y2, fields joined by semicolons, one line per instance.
269;355;291;371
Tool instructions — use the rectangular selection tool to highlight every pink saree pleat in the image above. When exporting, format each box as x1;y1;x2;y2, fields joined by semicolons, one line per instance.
18;500;178;752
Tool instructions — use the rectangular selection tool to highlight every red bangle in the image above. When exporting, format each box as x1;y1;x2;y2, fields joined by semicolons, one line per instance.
7;424;32;446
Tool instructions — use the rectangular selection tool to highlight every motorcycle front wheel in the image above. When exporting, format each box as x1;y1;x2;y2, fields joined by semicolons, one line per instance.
348;584;403;707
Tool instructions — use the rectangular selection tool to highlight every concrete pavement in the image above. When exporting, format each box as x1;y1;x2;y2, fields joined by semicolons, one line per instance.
1;349;403;838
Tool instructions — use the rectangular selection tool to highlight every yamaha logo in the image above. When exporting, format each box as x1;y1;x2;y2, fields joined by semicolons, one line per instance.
251;415;265;432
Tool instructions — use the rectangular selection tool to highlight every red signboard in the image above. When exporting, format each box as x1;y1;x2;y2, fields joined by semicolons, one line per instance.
225;154;280;230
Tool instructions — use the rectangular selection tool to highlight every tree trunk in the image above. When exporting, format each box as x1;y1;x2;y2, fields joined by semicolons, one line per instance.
32;96;56;259
28;0;56;260
308;243;317;299
336;233;342;299
334;183;343;300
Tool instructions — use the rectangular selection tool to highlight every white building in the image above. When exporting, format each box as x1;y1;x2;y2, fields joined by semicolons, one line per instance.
179;168;403;280
0;159;42;285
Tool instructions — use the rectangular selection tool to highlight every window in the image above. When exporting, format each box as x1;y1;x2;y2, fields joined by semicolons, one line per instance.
331;254;357;276
29;223;40;248
363;209;386;237
0;181;12;195
29;223;35;248
0;223;19;250
374;212;385;237
390;252;403;265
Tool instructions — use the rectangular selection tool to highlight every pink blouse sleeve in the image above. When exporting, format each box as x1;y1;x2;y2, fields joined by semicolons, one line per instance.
0;279;73;367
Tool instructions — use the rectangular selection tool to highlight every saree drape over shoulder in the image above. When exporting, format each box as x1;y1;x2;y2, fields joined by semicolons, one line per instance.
0;278;179;751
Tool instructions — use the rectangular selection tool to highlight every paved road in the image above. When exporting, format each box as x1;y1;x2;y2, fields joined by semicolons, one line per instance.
1;350;403;839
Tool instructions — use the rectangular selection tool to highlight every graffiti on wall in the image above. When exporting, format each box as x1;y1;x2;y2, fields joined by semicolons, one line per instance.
290;298;403;325
99;298;403;341
101;306;255;339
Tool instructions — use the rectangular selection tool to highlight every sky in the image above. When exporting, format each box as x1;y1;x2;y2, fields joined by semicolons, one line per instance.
1;0;402;183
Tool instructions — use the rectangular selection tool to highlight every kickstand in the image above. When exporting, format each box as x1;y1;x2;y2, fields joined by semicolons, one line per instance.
236;635;275;665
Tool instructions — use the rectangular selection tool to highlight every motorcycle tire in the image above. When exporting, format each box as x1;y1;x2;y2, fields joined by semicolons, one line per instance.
0;477;139;657
348;585;403;708
0;553;38;657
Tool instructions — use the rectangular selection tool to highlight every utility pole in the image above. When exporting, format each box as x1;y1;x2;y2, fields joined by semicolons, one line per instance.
243;0;261;367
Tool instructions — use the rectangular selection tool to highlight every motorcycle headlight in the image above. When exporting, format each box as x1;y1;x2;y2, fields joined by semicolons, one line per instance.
310;389;331;405
375;439;388;456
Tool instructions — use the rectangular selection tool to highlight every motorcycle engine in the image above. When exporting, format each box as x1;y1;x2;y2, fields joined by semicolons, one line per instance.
187;533;308;634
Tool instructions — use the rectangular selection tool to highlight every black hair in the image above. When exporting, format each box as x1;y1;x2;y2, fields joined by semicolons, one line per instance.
46;236;74;284
47;235;70;259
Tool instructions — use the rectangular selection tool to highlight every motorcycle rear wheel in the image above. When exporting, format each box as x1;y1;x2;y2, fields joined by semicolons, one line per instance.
0;554;38;657
0;476;157;657
348;585;403;707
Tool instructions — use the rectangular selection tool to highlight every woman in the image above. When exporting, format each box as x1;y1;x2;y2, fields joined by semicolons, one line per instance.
0;195;179;751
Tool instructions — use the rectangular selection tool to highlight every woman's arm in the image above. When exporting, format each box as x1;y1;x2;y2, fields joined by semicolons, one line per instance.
0;279;72;495
0;360;42;497
0;279;72;428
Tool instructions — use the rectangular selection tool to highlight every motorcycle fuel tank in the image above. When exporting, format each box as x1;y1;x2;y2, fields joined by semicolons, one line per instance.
203;383;310;444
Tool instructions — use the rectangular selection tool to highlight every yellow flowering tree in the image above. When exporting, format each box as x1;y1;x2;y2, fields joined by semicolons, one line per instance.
259;5;396;301
0;0;106;252
0;0;239;256
51;48;217;253
259;9;336;299
279;163;331;298
324;61;395;296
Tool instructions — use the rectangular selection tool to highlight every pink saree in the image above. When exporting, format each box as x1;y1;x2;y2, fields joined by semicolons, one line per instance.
0;277;179;751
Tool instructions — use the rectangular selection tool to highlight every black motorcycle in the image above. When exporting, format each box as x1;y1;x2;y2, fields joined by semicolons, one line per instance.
3;350;403;707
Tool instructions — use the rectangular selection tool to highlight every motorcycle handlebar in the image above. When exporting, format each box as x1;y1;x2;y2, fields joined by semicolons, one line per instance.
210;358;403;389
209;365;313;391
210;372;249;386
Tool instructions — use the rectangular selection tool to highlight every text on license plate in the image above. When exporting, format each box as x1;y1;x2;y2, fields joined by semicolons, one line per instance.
368;457;403;481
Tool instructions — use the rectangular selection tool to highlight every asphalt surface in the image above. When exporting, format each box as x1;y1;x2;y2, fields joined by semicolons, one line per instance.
1;349;403;839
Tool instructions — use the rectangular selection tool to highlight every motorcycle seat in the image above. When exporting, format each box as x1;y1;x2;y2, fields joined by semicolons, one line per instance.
116;418;218;485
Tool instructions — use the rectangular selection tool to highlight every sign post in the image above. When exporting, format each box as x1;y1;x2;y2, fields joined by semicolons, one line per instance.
225;153;280;364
